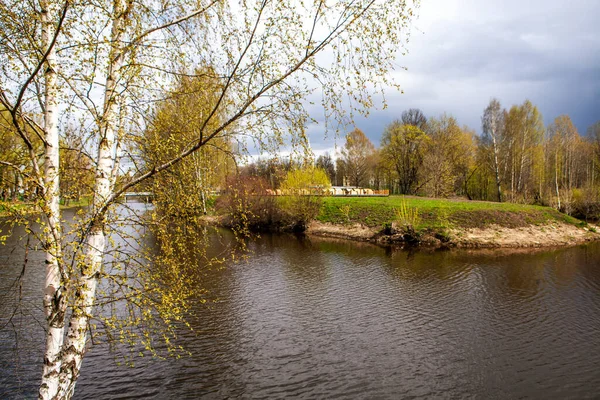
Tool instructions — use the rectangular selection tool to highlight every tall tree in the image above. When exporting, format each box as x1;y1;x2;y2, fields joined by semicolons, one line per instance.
380;120;429;194
588;121;600;186
422;114;473;198
547;115;580;212
316;152;336;185
335;157;347;186
481;98;505;202
0;1;420;398
340;128;376;187
502;100;544;202
401;108;427;130
141;68;233;216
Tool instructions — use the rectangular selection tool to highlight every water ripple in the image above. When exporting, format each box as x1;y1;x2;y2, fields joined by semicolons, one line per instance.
2;235;600;398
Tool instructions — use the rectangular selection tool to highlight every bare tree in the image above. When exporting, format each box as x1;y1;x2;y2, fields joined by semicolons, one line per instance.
316;152;336;185
401;108;427;130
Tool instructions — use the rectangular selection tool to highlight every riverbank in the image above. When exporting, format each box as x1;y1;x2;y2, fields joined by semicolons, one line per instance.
307;220;600;249
309;196;600;249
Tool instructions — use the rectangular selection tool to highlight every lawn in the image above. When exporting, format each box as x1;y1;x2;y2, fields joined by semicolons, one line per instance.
317;195;582;231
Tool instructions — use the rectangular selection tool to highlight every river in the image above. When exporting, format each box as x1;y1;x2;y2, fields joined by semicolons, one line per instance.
1;208;600;398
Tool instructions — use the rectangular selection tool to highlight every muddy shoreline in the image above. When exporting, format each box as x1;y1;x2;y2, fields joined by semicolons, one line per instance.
306;220;600;250
202;214;600;250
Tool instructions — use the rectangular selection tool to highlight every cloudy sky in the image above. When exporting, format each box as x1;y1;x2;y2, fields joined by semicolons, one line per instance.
306;0;600;156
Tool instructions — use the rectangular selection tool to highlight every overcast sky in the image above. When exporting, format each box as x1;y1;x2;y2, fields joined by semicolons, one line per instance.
305;0;600;156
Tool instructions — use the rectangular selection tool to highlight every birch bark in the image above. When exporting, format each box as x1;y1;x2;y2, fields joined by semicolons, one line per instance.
39;0;66;397
54;0;132;397
490;126;503;203
482;99;504;203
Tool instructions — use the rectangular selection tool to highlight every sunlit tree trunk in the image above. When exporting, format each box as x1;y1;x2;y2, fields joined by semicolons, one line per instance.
517;126;528;193
555;147;561;210
482;99;504;202
39;0;65;397
55;1;130;397
491;134;502;202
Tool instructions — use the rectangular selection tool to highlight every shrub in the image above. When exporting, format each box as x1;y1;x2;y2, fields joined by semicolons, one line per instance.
394;197;420;231
571;187;600;221
215;175;283;232
339;204;352;224
278;166;331;231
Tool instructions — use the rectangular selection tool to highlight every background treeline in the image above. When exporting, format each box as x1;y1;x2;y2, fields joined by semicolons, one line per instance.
242;100;600;220
3;97;600;221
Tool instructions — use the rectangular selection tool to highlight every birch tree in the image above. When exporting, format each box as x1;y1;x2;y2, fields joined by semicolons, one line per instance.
481;98;505;202
547;115;580;212
588;121;600;186
0;0;420;398
502;100;544;202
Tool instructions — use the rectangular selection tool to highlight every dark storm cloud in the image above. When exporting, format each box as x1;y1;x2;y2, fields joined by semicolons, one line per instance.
300;0;600;155
384;0;600;136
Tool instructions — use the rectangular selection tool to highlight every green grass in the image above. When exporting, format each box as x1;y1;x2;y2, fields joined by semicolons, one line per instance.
60;196;92;209
317;195;582;231
0;196;92;218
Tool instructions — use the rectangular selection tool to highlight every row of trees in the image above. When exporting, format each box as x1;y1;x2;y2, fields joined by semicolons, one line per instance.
309;103;599;216
241;101;600;217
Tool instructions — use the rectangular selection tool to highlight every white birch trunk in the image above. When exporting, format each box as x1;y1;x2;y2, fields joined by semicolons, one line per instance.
39;0;66;397
53;1;131;397
491;130;503;203
517;127;528;193
555;149;561;210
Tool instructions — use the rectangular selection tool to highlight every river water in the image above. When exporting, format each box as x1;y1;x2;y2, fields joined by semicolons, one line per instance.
1;210;600;398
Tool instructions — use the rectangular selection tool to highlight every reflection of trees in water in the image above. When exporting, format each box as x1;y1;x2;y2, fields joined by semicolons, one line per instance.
250;233;332;287
384;247;473;283
473;247;587;299
550;244;600;287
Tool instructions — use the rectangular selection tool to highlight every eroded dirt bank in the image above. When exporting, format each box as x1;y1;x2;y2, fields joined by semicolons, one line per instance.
306;221;600;249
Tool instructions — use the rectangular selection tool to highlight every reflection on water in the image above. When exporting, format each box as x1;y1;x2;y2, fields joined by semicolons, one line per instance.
2;223;600;399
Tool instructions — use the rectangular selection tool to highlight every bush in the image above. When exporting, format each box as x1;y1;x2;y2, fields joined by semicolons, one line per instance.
394;197;420;231
571;187;600;221
215;175;283;232
278;166;330;231
279;195;323;232
216;166;331;233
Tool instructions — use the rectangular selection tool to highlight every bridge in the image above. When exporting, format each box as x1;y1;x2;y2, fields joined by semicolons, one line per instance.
121;192;154;203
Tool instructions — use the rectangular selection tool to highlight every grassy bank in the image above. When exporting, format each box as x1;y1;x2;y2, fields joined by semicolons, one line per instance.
60;196;92;209
0;196;92;218
317;196;583;231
